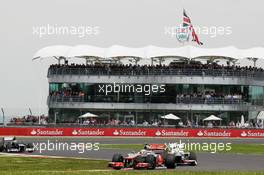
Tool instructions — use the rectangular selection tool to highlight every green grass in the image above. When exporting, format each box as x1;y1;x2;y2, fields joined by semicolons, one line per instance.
0;156;108;172
101;144;143;150
221;144;264;154
0;157;264;175
101;143;264;155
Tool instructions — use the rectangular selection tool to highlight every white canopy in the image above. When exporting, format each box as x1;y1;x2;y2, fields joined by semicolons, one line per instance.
106;45;146;58
33;45;264;62
161;113;181;120
241;47;264;59
33;45;71;59
192;46;241;60
145;45;190;59
257;111;264;120
78;112;98;118
67;45;105;58
241;115;245;125
203;115;222;121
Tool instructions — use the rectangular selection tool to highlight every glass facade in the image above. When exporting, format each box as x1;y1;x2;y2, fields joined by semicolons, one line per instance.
249;86;264;105
48;83;264;105
48;82;264;126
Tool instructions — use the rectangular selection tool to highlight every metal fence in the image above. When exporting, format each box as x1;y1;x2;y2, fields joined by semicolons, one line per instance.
48;95;254;105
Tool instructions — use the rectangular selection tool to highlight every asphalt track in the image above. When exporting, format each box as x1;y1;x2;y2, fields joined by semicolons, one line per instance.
9;137;264;171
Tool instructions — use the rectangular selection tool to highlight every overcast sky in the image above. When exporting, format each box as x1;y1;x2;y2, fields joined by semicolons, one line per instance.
0;0;263;117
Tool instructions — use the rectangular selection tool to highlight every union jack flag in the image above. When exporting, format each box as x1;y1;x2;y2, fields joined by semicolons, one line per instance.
183;9;203;45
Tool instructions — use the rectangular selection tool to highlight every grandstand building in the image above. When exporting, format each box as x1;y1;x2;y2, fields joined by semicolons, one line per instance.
34;45;264;126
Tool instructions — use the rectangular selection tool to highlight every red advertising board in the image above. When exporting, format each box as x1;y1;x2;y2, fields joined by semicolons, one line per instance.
0;127;264;138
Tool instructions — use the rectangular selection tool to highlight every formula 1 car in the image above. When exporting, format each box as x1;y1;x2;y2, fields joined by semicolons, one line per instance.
0;136;34;153
109;144;174;170
166;143;197;166
108;143;197;170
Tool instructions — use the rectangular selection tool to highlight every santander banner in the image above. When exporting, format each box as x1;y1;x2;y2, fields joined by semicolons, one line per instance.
0;127;264;138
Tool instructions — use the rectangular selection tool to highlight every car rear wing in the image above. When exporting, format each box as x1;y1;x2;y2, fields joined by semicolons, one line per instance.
145;144;167;150
3;136;16;141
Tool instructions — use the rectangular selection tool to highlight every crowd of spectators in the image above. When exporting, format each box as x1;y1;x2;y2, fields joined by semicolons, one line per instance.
8;115;264;129
10;115;48;125
74;116;264;129
48;62;264;77
49;90;245;105
176;93;243;104
228;119;264;128
176;93;242;99
78;118;137;126
50;87;85;97
78;118;98;125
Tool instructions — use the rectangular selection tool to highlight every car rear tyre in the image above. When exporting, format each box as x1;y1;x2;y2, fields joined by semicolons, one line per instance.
189;152;197;160
133;156;145;169
112;153;123;162
189;152;197;166
27;143;34;152
165;154;176;169
145;155;156;169
0;141;4;152
6;143;12;153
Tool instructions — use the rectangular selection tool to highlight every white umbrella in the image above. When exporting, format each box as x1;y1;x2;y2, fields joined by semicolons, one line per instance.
161;113;181;120
257;111;264;120
241;115;245;126
78;112;98;118
203;115;222;121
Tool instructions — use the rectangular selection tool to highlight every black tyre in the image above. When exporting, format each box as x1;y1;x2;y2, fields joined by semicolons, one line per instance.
0;141;4;152
112;154;124;170
160;151;168;160
27;143;33;148
112;153;123;162
26;143;34;153
165;154;176;169
145;155;156;169
133;156;145;169
189;151;197;166
189;151;197;160
6;143;12;152
175;155;182;164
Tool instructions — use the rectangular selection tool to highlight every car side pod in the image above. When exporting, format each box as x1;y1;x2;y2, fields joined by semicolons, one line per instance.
177;159;197;166
183;159;198;166
108;162;124;170
134;162;151;169
156;154;165;166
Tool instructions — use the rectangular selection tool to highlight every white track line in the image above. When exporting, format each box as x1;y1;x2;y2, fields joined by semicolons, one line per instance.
0;152;106;160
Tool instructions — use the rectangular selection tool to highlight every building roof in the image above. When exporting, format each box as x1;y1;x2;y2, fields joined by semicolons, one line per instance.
33;45;264;61
33;45;71;60
67;45;105;58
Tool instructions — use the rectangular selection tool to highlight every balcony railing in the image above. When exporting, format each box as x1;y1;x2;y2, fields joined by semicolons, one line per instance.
48;67;264;79
47;95;259;105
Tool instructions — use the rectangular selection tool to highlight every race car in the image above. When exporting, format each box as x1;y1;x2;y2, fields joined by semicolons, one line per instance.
108;144;175;170
0;136;34;153
108;143;197;170
166;143;197;166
